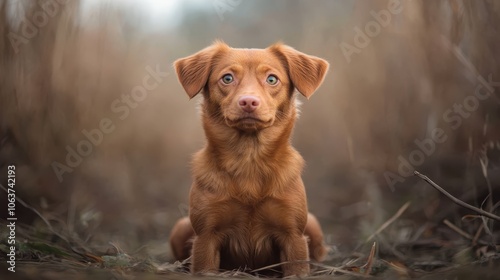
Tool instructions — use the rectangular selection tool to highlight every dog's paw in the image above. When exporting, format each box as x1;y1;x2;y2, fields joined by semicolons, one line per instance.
283;264;310;278
311;243;328;262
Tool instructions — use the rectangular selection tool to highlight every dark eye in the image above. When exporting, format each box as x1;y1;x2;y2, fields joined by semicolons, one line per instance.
266;75;278;85
221;74;233;84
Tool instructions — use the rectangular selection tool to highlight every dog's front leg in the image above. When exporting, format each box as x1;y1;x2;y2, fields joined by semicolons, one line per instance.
191;233;221;274
278;234;310;277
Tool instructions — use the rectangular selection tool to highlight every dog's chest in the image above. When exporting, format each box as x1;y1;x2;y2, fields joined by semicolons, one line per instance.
228;178;271;204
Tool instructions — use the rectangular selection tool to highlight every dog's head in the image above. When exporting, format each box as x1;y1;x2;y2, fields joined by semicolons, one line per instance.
174;41;329;132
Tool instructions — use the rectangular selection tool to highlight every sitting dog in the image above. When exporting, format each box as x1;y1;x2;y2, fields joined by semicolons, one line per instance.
170;41;329;277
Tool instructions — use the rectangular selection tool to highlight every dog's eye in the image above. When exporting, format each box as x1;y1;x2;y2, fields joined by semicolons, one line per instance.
266;75;278;85
221;74;234;84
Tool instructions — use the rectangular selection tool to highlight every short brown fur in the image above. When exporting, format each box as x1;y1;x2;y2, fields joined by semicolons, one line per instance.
170;41;329;277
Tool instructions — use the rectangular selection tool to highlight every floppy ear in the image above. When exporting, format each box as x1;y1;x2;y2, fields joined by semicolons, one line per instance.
174;41;229;99
269;44;329;99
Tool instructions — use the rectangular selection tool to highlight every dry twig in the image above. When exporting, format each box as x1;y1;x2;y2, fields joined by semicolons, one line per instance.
443;219;473;240
472;223;484;246
362;242;377;275
250;260;309;273
0;183;69;243
311;262;372;278
414;171;500;222
365;201;411;242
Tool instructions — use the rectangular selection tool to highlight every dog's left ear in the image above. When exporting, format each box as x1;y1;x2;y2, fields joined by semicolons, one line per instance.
269;44;329;99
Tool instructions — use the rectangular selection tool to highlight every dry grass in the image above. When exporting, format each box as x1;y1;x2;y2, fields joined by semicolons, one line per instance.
0;0;499;279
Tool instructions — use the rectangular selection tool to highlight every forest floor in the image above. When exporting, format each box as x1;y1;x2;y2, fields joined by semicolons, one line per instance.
0;232;498;280
1;172;499;280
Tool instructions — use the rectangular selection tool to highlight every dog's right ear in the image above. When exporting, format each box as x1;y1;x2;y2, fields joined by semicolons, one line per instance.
174;41;229;99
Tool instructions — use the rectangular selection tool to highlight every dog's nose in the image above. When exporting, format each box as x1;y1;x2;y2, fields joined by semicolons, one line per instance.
238;96;260;113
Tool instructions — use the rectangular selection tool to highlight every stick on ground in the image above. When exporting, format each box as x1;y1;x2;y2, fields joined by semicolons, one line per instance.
365;201;411;242
414;171;500;222
443;219;473;240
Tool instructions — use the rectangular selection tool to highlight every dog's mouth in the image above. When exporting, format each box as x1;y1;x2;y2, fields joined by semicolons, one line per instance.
237;116;265;123
225;116;274;130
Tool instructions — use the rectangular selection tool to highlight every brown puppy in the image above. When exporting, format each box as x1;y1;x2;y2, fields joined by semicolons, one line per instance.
170;41;329;277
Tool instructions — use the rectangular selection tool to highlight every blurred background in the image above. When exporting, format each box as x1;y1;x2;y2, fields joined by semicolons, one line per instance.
0;0;499;264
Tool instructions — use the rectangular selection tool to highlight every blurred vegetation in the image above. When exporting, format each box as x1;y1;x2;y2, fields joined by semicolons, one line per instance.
0;0;499;279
